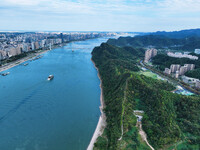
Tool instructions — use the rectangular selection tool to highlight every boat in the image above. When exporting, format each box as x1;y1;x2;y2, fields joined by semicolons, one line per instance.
72;49;74;52
47;75;54;81
32;55;43;61
24;63;28;66
1;72;10;76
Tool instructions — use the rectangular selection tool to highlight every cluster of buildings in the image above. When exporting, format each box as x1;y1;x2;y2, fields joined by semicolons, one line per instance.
164;50;200;89
164;64;200;89
0;32;116;61
164;64;195;77
0;32;62;60
167;52;198;60
143;48;200;90
144;48;157;63
182;76;200;89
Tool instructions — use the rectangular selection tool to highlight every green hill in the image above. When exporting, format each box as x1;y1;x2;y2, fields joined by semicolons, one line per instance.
92;42;200;150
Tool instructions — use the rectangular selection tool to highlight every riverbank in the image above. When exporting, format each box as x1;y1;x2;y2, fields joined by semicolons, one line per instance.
0;49;51;73
0;37;112;73
87;60;106;150
0;41;70;73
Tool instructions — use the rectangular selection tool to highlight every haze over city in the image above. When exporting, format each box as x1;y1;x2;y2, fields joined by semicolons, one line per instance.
1;0;200;32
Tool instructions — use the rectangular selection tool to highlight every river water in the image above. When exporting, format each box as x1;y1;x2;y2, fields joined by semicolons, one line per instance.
0;37;112;150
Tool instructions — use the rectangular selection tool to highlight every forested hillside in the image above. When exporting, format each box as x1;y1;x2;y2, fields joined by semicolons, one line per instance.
107;35;200;51
92;41;200;150
92;43;144;149
185;68;200;80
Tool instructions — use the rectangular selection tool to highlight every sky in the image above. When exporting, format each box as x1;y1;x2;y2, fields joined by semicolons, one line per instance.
0;0;200;32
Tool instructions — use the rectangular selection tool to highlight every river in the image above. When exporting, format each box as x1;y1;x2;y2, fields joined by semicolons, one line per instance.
0;37;112;150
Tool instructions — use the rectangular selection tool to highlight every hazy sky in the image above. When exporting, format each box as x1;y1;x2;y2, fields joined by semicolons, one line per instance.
0;0;200;32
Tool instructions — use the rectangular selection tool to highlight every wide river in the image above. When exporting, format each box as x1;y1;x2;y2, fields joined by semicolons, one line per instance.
0;37;113;150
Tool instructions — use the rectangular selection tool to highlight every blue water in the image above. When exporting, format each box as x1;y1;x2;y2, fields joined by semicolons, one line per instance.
0;37;111;150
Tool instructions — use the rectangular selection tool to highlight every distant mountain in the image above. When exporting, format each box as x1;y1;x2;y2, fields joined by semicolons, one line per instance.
149;28;200;39
107;35;182;47
107;34;200;51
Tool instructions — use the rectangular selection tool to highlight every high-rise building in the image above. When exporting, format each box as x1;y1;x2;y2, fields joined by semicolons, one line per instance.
179;66;188;75
164;68;171;75
60;33;64;43
175;71;179;78
144;50;151;63
144;48;157;63
184;64;195;71
16;45;22;55
41;39;46;48
0;52;3;60
8;47;18;57
152;49;157;57
22;43;28;52
34;42;40;50
0;50;7;58
31;42;35;50
49;43;52;50
50;39;54;45
170;64;181;73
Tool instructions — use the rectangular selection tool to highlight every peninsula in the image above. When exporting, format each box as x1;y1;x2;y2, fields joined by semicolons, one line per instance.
91;29;200;150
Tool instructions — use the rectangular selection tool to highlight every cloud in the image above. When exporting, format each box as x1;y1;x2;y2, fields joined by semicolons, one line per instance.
3;0;44;6
0;0;199;31
1;0;93;14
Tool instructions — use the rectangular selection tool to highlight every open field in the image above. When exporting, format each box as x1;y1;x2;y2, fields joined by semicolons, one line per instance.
139;71;158;79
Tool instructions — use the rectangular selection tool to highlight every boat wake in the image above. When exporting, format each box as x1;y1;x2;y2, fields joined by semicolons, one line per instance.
0;87;40;123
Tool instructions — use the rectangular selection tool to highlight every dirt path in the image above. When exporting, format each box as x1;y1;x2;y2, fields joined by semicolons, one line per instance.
134;110;154;150
118;78;129;141
138;123;154;150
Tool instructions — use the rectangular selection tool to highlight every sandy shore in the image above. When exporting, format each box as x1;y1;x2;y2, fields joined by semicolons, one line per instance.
0;49;51;73
87;60;106;150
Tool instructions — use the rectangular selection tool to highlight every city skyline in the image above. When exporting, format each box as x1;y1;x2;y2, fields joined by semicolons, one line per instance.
0;0;200;32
